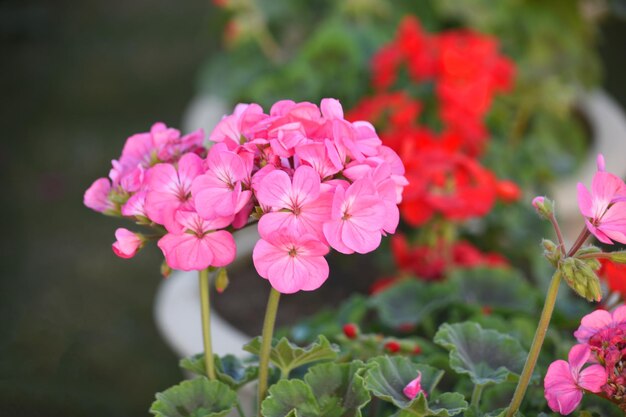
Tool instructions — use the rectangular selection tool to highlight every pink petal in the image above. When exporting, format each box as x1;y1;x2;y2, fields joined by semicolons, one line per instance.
202;231;236;267
292;165;321;205
584;219;613;245
320;98;344;119
574;309;613;343
611;305;626;325
323;220;353;254
567;344;591;373
267;256;308;294
578;364;607;393
253;239;286;279
258;212;296;240
342;220;382;254
257;169;293;209
544;360;580;414
592;172;626;206
403;372;425;399
84;178;112;213
577;183;593;218
177;153;204;188
158;233;213;271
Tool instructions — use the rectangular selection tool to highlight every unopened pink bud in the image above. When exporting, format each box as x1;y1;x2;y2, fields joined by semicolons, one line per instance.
112;228;143;259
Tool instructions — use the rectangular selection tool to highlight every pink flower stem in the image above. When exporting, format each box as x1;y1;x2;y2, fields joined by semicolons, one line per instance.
257;287;281;416
567;227;591;257
199;268;216;380
506;269;562;417
548;214;566;256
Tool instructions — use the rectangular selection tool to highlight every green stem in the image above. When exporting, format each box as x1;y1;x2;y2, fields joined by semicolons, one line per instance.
235;400;247;417
471;384;485;408
257;288;281;416
505;270;562;417
199;268;216;380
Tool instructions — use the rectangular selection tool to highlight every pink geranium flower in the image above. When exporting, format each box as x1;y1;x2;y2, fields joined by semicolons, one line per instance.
544;344;607;415
112;228;143;259
145;153;204;225
192;144;251;219
403;372;426;399
323;178;387;254
157;210;236;271
257;166;332;242
252;230;329;294
574;305;626;344
577;155;626;244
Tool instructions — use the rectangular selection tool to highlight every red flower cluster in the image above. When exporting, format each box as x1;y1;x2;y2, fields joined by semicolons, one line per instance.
347;16;519;228
390;233;507;281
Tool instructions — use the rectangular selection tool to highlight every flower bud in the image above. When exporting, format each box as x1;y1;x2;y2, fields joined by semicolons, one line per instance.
215;268;229;293
384;340;401;353
160;261;172;278
342;323;359;339
609;251;626;264
560;257;602;302
532;196;554;219
542;239;561;267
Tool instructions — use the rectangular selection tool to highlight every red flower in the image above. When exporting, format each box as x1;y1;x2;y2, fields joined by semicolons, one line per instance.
599;259;626;295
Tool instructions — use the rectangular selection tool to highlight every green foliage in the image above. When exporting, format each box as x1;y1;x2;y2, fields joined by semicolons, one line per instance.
448;267;537;314
370;280;456;329
262;360;371;417
364;356;467;417
150;378;237;417
244;335;339;378
179;354;258;390
434;322;527;385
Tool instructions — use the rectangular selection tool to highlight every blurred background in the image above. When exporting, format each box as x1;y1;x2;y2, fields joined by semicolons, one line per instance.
2;1;626;416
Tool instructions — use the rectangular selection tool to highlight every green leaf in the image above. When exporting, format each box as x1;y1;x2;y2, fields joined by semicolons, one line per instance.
370;280;457;329
261;360;371;417
305;361;371;417
364;356;467;417
262;380;321;417
434;322;527;385
244;335;339;378
448;267;537;314
392;393;468;417
150;378;237;417
179;354;258;390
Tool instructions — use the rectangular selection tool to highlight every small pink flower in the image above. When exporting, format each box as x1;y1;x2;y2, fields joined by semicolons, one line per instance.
544;344;607;415
209;103;268;149
252;230;329;294
403;372;426;399
323;178;387;254
295;142;341;179
257;166;332;242
574;305;626;343
145;153;204;225
577;156;626;244
112;228;143;259
192;144;251;219
84;178;113;213
157;210;236;271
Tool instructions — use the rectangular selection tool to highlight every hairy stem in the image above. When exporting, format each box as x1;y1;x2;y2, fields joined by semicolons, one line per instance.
506;270;562;416
471;384;485;408
257;288;281;416
199;268;216;380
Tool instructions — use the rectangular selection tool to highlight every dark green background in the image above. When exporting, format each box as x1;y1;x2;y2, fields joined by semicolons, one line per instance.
1;2;625;416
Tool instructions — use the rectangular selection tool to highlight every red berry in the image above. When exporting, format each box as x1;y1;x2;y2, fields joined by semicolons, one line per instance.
412;345;422;355
343;323;359;339
384;341;401;353
481;305;493;315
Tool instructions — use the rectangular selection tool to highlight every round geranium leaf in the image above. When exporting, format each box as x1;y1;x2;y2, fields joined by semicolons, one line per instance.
150;378;237;417
434;322;527;385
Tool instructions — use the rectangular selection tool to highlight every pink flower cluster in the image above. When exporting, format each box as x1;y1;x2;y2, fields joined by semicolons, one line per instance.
84;99;406;294
544;306;626;414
